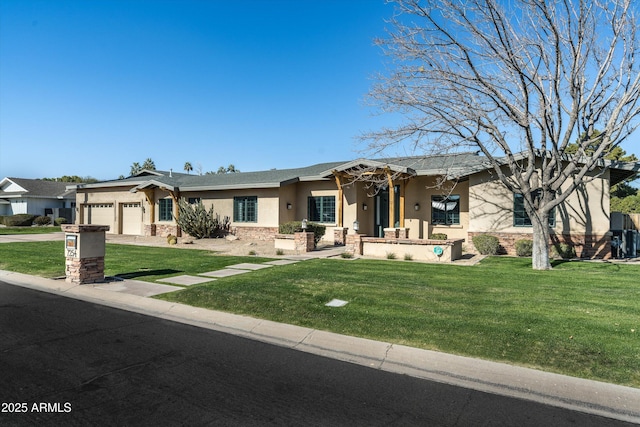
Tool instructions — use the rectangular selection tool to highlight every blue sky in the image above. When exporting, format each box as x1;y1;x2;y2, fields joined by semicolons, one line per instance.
0;0;395;180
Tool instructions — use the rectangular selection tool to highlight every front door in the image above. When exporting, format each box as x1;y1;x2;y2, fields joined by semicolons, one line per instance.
374;189;389;237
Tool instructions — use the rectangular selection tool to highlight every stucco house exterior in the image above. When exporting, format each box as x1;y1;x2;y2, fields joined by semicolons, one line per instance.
73;153;639;258
0;177;77;223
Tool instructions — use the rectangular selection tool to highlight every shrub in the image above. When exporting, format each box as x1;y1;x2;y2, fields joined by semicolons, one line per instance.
278;221;326;247
248;250;257;256
552;242;576;259
515;239;533;257
34;216;52;226
404;253;413;261
54;217;68;226
4;214;37;226
430;233;448;240
276;249;284;256
167;234;177;245
176;198;230;239
386;252;397;259
340;252;353;259
472;234;500;255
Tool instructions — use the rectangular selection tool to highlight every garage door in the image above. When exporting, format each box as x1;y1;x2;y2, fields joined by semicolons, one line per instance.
85;204;115;232
121;203;142;235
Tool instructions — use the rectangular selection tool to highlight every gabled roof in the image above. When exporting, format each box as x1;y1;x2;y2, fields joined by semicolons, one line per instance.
0;177;77;199
74;152;639;193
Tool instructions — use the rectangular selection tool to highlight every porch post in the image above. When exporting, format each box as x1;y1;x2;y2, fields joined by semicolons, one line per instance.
141;189;156;236
332;171;344;227
385;167;395;228
399;180;406;228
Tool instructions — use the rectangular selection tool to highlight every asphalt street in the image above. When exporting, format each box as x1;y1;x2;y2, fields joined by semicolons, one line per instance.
1;281;636;426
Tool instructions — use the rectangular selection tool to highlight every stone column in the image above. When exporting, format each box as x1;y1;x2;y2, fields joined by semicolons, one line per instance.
384;228;399;239
333;227;348;246
345;234;363;256
62;224;109;284
294;231;315;252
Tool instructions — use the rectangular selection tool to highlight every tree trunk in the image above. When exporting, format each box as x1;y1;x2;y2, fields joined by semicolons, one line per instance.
531;211;552;270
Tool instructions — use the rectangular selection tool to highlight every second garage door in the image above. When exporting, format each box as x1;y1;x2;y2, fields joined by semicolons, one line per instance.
121;203;142;235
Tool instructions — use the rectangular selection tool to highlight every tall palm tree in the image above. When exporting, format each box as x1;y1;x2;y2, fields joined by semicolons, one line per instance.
184;162;193;174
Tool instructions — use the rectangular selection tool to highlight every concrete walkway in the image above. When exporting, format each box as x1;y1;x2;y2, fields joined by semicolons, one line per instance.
1;268;639;424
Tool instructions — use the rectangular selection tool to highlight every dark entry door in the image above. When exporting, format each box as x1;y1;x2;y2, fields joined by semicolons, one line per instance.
374;189;389;237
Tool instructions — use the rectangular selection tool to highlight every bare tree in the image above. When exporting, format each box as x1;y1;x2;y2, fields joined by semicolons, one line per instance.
364;0;640;269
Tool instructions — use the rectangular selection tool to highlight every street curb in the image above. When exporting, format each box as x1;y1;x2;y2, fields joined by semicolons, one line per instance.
1;269;639;424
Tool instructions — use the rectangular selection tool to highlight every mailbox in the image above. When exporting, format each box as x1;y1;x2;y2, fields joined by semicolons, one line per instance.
61;224;109;284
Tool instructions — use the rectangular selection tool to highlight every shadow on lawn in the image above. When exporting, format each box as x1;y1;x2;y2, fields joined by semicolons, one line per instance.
115;269;181;279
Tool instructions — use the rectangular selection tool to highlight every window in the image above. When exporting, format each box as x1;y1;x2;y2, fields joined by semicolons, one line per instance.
513;192;556;227
308;196;336;223
188;197;201;204
234;196;257;222
431;195;460;225
159;199;173;221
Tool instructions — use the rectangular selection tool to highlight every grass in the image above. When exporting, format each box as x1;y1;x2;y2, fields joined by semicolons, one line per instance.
0;241;638;387
0;226;63;235
0;241;273;281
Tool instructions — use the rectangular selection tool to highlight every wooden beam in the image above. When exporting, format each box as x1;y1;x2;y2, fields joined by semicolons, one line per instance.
169;191;180;220
399;180;406;228
332;171;344;227
385;167;395;228
141;189;155;223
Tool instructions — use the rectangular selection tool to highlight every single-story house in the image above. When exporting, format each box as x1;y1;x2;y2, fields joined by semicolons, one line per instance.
72;152;639;258
0;177;77;223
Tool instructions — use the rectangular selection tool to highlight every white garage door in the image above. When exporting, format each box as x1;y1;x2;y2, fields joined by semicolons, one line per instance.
85;204;115;232
121;203;142;235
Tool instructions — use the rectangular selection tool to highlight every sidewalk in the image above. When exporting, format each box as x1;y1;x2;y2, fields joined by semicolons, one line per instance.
1;268;639;424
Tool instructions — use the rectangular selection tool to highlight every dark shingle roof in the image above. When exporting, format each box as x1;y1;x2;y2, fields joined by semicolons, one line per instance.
1;178;76;198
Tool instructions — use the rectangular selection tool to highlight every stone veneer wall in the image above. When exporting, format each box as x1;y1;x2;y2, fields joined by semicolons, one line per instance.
65;257;105;284
232;226;280;241
467;232;612;259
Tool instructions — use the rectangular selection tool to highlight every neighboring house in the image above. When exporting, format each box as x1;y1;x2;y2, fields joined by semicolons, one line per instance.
0;177;77;223
72;153;639;258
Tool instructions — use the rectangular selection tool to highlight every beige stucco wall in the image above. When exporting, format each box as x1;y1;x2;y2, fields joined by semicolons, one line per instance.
468;169;611;235
76;187;147;233
185;187;281;228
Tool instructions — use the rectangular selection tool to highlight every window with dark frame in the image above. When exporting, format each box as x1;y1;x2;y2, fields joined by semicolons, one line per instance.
234;196;257;222
431;195;460;225
513;191;556;227
159;198;173;221
307;196;336;223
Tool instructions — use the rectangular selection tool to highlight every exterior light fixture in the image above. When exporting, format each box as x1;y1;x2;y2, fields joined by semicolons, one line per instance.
286;203;292;210
301;218;308;230
353;220;359;232
362;203;368;211
414;203;420;211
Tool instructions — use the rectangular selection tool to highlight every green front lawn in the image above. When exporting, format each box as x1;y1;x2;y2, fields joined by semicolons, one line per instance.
0;241;638;387
0;226;63;235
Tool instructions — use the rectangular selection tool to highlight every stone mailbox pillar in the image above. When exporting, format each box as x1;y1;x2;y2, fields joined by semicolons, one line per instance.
62;224;110;284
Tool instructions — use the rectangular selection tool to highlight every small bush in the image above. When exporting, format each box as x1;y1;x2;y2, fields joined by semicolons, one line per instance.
276;249;284;256
278;221;326;247
430;233;448;240
472;234;500;255
515;239;533;257
167;234;177;245
34;216;52;226
341;252;353;259
54;217;68;226
4;214;37;226
552;243;576;259
404;253;413;261
386;252;397;259
248;250;257;256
